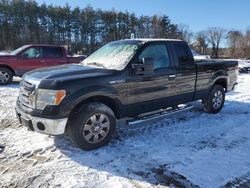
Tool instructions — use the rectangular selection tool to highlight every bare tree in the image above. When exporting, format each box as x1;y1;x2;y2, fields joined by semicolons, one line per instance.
226;30;243;58
244;29;250;58
177;24;193;44
207;27;226;58
226;29;250;58
194;31;210;54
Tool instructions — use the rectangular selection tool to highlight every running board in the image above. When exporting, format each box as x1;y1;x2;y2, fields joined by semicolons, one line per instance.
127;104;193;126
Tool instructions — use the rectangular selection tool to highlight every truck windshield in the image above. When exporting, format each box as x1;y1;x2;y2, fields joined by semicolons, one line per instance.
9;45;29;56
81;41;139;70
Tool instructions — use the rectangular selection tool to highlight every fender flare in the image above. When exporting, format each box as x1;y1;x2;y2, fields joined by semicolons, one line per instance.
60;85;122;118
0;64;16;76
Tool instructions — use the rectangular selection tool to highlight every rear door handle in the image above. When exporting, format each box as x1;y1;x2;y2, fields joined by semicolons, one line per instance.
40;60;46;63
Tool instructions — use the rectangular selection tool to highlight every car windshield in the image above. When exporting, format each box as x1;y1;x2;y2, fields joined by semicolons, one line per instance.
9;45;29;56
81;41;139;70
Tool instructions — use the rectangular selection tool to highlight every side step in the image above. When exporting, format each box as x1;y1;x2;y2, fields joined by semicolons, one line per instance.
127;104;193;126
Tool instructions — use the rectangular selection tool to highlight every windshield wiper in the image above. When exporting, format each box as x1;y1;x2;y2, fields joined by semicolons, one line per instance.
86;62;106;69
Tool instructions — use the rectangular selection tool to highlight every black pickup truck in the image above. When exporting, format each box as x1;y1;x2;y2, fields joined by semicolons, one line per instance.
16;39;238;150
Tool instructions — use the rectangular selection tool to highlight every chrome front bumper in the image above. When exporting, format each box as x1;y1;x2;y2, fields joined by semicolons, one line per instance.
16;106;68;136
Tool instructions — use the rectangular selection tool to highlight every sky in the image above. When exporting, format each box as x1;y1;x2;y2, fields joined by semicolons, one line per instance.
36;0;250;33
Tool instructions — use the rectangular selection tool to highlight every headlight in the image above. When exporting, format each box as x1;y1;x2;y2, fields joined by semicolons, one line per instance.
36;89;66;110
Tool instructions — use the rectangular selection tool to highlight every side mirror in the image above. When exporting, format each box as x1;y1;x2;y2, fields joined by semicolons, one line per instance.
132;57;154;76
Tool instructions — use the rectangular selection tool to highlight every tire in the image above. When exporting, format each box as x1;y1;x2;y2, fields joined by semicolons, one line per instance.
0;68;13;85
202;84;225;114
68;102;116;150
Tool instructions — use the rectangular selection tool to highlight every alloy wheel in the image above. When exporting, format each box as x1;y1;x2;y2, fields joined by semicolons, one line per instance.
83;113;110;144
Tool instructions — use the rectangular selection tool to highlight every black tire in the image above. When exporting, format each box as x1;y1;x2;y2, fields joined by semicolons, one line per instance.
68;102;116;150
202;84;225;114
0;68;13;85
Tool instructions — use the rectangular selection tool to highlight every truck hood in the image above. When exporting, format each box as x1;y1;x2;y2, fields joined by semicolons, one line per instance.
0;53;10;56
0;55;12;58
23;64;115;81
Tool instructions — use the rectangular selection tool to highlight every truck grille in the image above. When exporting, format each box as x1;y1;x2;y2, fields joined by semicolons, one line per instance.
18;80;36;109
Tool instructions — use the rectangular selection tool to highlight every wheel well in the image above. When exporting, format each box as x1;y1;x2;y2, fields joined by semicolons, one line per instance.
69;95;120;118
0;65;16;76
65;96;120;134
214;78;227;91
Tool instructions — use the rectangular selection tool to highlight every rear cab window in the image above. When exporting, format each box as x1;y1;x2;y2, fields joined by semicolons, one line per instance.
173;42;193;65
43;47;64;58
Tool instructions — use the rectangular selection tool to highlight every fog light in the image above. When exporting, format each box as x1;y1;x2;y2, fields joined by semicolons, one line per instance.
37;122;45;131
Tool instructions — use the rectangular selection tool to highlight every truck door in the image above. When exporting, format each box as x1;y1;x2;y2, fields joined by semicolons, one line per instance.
171;42;196;103
43;47;67;66
127;43;176;116
17;47;45;75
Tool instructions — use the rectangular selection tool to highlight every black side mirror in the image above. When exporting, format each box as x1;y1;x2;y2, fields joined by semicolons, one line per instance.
132;57;154;75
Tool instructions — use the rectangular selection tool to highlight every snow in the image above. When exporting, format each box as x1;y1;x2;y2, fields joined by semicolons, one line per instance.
0;74;250;187
238;59;250;68
82;42;138;70
0;51;8;55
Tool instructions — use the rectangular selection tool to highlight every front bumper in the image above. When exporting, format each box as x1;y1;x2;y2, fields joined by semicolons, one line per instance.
16;105;68;136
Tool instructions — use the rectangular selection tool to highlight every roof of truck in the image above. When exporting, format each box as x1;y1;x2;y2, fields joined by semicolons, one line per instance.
25;44;65;48
121;38;183;42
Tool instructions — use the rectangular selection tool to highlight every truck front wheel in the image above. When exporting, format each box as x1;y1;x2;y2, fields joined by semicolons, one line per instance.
0;68;13;85
68;102;116;150
202;84;225;114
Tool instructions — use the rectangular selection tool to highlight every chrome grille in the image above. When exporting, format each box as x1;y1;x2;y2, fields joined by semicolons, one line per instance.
18;80;36;109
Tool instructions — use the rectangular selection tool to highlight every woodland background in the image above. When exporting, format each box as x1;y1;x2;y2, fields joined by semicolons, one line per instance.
0;0;250;58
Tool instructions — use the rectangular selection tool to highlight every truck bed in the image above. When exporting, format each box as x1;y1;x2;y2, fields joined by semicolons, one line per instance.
195;59;238;98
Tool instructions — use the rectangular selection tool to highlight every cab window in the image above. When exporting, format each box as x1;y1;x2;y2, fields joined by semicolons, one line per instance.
173;43;190;65
139;44;170;70
22;47;42;58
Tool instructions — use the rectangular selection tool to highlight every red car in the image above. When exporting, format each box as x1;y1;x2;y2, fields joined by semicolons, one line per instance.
0;45;86;84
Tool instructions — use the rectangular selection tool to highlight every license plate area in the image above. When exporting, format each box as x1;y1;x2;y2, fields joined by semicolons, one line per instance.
17;113;34;131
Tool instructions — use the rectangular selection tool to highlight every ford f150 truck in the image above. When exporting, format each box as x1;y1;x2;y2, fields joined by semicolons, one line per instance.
0;44;86;84
16;39;238;150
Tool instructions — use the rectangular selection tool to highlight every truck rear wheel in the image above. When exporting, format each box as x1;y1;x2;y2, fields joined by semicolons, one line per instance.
0;68;13;85
68;102;116;150
202;84;225;114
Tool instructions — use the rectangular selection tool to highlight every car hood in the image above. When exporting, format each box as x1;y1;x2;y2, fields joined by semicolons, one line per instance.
23;64;116;81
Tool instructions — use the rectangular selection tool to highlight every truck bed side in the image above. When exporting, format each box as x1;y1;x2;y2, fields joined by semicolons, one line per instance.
194;60;238;100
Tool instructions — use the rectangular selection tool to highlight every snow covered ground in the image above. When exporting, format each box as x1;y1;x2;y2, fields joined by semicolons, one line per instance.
0;74;250;188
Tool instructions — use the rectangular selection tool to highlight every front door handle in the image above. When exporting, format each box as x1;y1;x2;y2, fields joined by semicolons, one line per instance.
168;74;176;78
40;60;46;63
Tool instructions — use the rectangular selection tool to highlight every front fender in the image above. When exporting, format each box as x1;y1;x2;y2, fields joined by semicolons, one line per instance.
59;85;120;116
